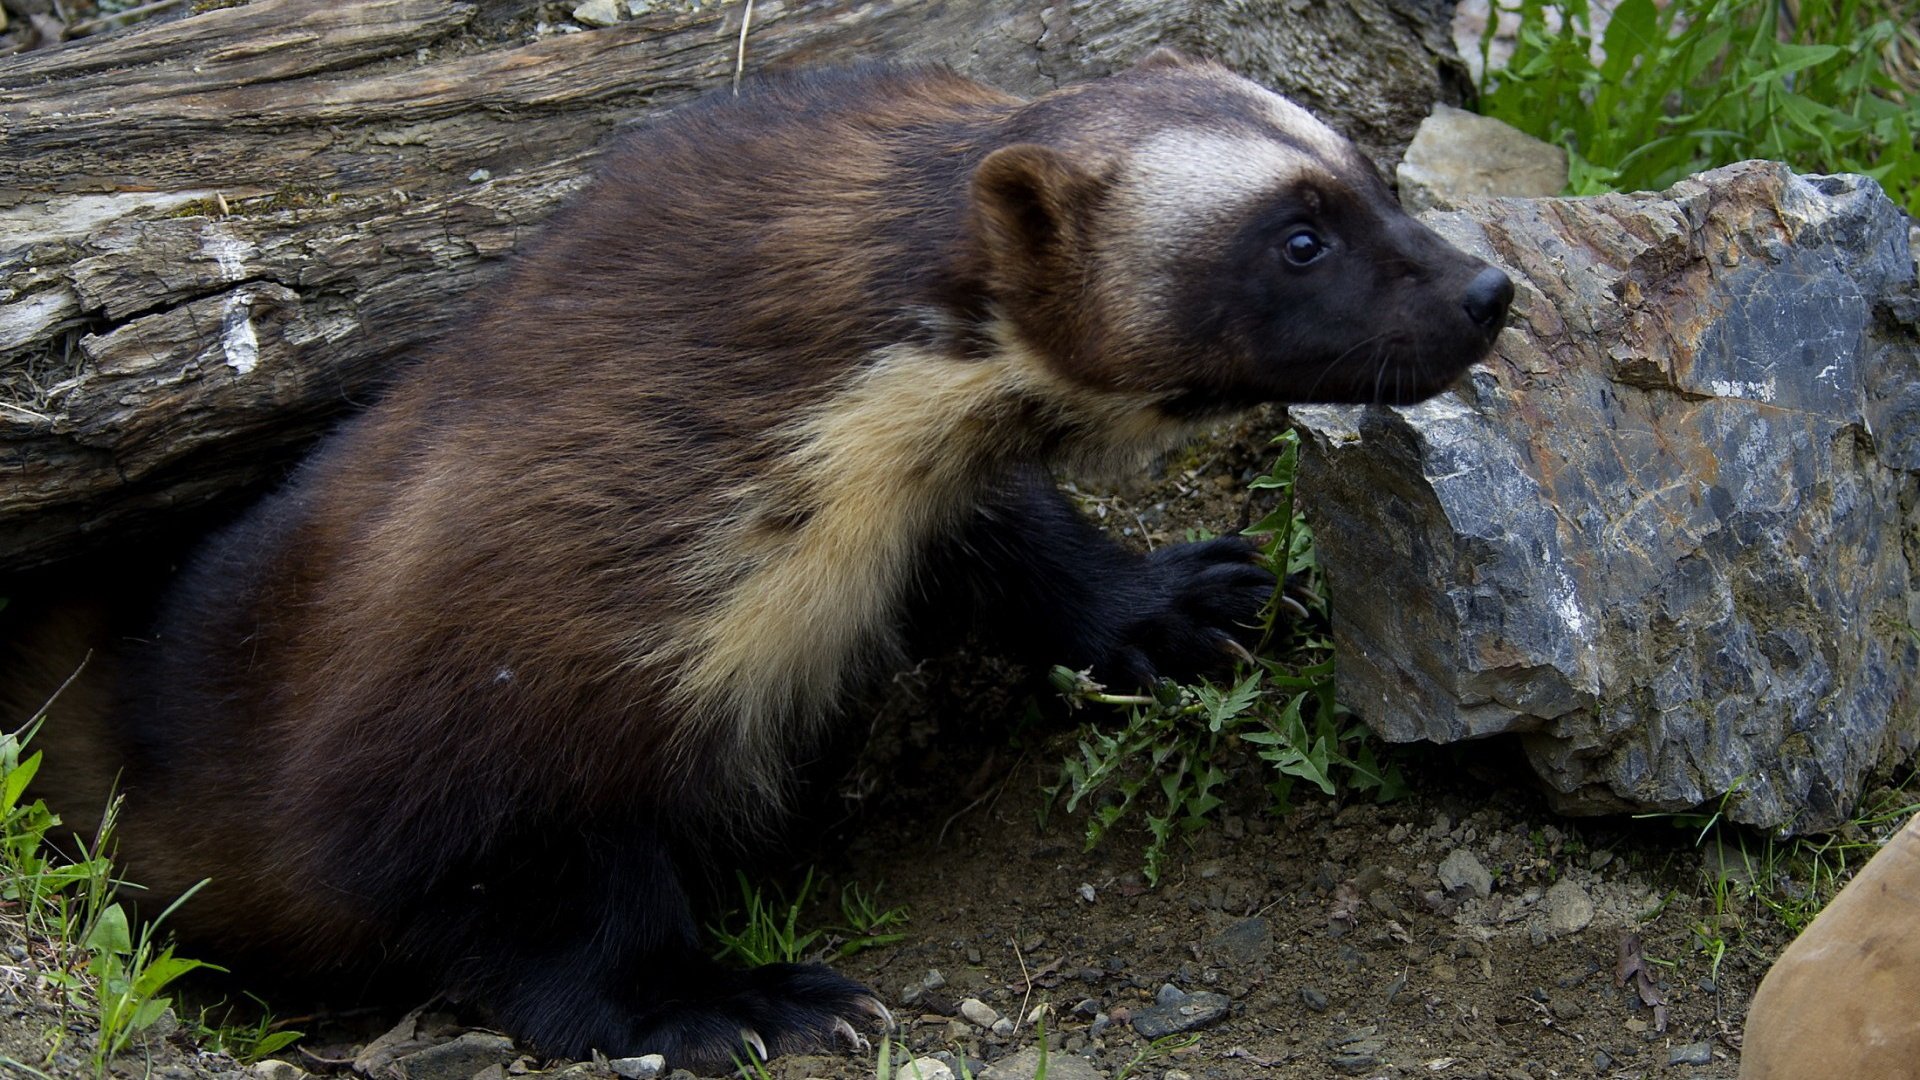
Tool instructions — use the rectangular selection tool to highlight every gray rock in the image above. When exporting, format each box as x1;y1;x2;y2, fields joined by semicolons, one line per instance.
1208;916;1273;967
249;1063;305;1080
1295;161;1920;832
1543;878;1595;936
609;1054;666;1079
1396;103;1568;212
570;0;624;25
1669;1041;1715;1065
1437;848;1493;899
979;1046;1103;1080
1130;987;1231;1038
959;997;999;1027
1301;985;1330;1012
392;1033;517;1080
901;967;948;1006
899;1057;957;1080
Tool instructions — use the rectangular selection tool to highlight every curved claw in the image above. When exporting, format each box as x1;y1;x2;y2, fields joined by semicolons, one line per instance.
740;1027;769;1062
832;1016;870;1051
1218;634;1257;666
1280;594;1312;621
859;996;896;1032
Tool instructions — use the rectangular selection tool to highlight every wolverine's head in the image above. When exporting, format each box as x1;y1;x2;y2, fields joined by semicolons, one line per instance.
967;50;1512;411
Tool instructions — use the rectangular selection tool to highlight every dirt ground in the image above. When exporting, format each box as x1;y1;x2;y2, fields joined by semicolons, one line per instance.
1;411;1846;1080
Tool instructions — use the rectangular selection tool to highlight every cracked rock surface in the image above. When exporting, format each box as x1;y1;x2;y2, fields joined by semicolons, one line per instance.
1295;160;1920;831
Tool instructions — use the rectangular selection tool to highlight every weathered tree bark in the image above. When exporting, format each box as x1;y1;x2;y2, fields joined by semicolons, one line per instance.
0;0;1465;572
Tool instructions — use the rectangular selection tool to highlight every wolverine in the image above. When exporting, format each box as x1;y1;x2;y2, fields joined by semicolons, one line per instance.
7;54;1511;1069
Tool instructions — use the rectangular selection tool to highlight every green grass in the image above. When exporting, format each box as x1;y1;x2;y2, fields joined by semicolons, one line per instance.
1046;431;1408;886
186;1000;304;1064
1477;0;1920;213
1113;1032;1202;1080
1637;776;1920;976
708;867;909;967
0;705;297;1074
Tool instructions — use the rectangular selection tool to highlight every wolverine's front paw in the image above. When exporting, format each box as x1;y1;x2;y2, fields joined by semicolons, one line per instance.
1098;536;1275;687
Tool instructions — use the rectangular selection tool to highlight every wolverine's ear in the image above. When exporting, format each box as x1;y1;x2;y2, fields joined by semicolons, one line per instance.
971;143;1103;280
1134;46;1196;71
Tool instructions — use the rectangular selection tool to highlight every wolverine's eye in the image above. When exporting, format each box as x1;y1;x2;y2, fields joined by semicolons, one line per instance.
1282;229;1328;266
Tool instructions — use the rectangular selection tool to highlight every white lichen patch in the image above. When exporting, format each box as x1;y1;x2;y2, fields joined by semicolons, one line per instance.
1707;377;1777;401
199;225;256;283
219;290;260;375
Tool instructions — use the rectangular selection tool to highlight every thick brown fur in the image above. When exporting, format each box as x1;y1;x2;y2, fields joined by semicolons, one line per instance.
7;58;1510;1069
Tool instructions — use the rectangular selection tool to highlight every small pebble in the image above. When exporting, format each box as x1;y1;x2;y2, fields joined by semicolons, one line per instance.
1438;848;1493;899
1301;986;1330;1011
609;1054;666;1079
1668;1041;1714;1066
1130;986;1231;1038
991;1017;1015;1036
571;0;624;25
1543;877;1595;936
898;1057;955;1080
959;997;999;1027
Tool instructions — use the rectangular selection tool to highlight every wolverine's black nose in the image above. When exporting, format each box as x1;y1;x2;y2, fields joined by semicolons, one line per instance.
1463;266;1515;332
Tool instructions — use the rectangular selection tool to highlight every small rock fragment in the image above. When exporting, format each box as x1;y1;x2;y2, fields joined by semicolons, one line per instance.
958;998;999;1027
1130;986;1230;1038
609;1054;666;1079
1437;848;1493;899
1668;1041;1714;1065
389;1033;518;1080
1208;916;1273;967
901;968;947;1006
250;1063;305;1080
1300;986;1330;1012
1544;877;1595;936
990;1017;1015;1036
899;1057;956;1080
1395;103;1568;211
571;0;624;25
